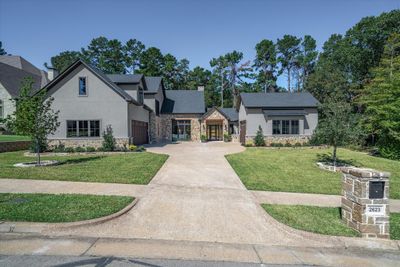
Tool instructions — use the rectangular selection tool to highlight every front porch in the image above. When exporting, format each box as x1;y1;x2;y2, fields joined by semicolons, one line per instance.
200;107;230;142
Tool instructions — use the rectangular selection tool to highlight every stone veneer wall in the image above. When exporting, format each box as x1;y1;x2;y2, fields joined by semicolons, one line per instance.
200;110;229;139
149;113;157;143
48;138;130;149
160;114;202;142
341;167;390;239
244;135;311;145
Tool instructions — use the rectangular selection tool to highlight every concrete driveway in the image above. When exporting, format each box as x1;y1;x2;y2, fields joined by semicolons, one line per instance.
39;142;331;247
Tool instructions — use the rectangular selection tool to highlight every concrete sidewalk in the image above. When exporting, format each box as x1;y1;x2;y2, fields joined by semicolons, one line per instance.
2;178;399;212
1;234;399;267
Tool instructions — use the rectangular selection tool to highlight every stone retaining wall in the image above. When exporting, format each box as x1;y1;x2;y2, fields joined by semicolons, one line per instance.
0;141;31;153
244;135;311;145
48;138;130;149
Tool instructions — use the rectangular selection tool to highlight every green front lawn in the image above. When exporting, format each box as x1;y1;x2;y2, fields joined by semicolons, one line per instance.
226;147;400;198
263;204;400;240
390;213;400;240
0;135;30;142
262;204;360;237
0;193;133;222
0;151;168;184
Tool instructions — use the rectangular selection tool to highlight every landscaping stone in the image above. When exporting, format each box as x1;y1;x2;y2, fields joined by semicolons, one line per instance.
13;160;59;167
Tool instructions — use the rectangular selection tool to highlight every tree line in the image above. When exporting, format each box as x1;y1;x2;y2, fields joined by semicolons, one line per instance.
45;34;319;108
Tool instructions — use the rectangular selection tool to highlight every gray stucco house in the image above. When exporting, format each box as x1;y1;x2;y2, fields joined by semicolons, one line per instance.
39;59;319;148
0;56;49;130
238;92;319;145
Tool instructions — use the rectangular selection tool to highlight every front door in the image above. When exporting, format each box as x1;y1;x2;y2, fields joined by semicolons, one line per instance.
207;124;222;141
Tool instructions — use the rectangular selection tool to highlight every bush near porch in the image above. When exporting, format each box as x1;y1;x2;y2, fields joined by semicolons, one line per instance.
226;147;400;198
0;151;168;184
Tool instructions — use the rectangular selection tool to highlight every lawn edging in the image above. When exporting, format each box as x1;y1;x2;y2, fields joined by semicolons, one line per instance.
54;197;138;229
0;198;138;233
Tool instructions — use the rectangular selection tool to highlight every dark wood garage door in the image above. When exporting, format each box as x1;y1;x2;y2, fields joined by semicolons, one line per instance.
240;120;246;145
131;120;148;145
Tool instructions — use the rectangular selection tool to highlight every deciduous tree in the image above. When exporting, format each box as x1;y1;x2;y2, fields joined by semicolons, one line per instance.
6;77;60;164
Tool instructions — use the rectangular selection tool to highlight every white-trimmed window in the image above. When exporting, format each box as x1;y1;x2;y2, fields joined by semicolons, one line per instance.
67;120;100;137
272;120;300;135
79;77;87;96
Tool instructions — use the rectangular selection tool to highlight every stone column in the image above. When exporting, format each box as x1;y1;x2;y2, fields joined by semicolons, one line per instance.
341;167;390;239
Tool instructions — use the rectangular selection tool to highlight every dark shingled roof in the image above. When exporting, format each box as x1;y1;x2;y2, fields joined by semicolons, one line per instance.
0;62;42;98
0;55;49;87
107;74;143;84
144;77;162;94
240;92;319;108
161;90;205;114
220;108;238;121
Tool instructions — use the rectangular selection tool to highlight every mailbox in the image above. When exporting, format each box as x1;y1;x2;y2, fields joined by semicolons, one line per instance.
341;167;390;238
369;181;385;199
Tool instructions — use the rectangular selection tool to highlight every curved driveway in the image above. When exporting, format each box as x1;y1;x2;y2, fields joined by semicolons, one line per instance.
42;142;329;247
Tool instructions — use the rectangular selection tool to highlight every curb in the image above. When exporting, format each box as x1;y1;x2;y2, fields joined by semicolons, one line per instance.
0;198;138;233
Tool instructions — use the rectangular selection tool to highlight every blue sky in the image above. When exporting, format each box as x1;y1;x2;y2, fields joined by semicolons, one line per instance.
0;0;399;87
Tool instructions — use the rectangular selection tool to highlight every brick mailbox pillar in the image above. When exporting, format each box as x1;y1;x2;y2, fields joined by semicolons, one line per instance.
341;167;390;239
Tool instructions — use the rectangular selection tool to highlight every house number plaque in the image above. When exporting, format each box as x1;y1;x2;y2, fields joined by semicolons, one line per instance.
366;204;385;216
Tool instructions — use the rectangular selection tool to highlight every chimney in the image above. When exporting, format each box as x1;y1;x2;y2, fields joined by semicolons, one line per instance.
197;86;204;92
47;67;59;81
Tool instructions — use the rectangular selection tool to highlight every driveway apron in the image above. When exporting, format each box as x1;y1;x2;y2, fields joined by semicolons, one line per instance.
45;142;332;246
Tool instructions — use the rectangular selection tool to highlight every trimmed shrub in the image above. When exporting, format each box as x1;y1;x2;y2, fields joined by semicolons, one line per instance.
64;147;75;153
129;145;137;151
245;140;254;147
53;142;65;153
75;146;85;152
253;125;265;147
201;134;207;142
102;125;116;151
223;133;232;142
136;146;146;152
86;146;96;152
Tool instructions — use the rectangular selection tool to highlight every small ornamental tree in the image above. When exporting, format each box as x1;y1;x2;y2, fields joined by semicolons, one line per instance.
102;125;116;151
254;125;265;146
313;95;364;168
6;77;60;164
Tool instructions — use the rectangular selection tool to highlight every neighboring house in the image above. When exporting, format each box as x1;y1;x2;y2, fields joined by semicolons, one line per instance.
0;56;50;130
40;59;319;148
238;92;319;145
